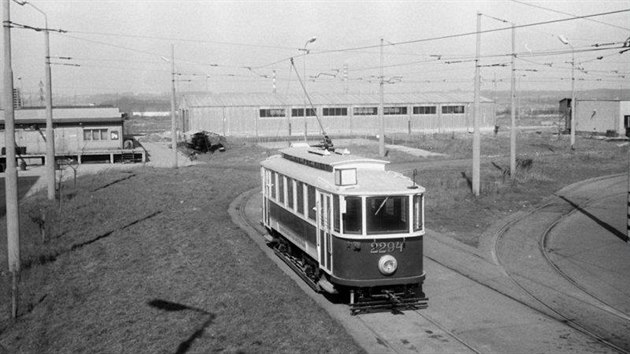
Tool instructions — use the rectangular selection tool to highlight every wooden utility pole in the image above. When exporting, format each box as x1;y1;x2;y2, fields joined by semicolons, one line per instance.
3;0;21;319
472;13;481;196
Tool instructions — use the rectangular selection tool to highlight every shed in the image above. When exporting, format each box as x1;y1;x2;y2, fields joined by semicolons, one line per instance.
0;106;143;165
179;92;496;138
559;99;630;136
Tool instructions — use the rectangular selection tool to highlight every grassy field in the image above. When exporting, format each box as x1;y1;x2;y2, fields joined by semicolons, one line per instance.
0;142;363;353
0;124;627;352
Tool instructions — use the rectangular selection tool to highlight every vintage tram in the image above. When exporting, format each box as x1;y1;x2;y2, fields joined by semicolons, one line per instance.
260;143;427;313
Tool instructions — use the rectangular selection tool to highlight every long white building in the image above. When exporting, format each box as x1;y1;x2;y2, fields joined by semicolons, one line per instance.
179;92;496;138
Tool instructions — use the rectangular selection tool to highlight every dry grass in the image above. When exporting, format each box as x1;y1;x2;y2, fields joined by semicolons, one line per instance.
0;130;627;352
0;142;363;353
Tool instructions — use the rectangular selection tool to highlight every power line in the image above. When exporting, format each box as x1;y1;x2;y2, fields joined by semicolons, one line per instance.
509;0;630;32
308;8;630;56
65;29;301;51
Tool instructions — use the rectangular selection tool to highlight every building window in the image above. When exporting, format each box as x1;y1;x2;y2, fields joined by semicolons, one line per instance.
291;108;316;117
384;106;408;115
83;129;108;141
413;106;437;115
322;107;348;116
442;105;465;114
110;130;120;140
259;108;286;118
353;107;378;116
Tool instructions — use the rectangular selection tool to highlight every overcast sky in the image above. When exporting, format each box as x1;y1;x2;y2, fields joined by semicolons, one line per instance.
5;0;630;100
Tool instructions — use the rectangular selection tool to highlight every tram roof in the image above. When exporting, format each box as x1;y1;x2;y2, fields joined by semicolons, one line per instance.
261;147;425;195
279;146;388;171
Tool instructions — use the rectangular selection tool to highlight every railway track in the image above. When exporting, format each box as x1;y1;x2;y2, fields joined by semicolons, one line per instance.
494;174;630;353
232;184;629;353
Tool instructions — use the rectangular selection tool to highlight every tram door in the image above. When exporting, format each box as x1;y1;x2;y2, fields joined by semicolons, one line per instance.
317;191;333;272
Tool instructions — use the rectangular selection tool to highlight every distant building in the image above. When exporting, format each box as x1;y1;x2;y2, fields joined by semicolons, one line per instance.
0;106;143;166
559;98;630;136
179;92;496;138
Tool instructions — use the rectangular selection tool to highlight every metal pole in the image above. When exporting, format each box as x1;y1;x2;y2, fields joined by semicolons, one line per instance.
570;48;575;150
510;24;516;177
472;13;481;196
44;16;55;200
16;0;55;200
379;38;385;157
304;52;307;139
3;0;21;319
170;44;177;168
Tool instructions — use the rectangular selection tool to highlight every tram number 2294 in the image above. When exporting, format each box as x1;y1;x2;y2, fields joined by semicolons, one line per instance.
370;241;404;254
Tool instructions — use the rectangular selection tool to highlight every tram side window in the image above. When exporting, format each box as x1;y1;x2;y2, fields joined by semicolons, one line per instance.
271;172;277;200
307;185;316;220
413;194;423;231
333;195;340;232
366;196;408;234
287;178;294;210
343;197;362;234
279;175;285;204
296;181;304;215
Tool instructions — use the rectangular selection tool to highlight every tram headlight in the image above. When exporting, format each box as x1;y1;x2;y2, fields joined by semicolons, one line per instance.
378;255;398;275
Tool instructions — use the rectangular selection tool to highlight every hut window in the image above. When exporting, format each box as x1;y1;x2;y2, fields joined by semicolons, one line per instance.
413;106;436;115
259;108;285;118
111;130;119;140
384;106;408;115
83;128;108;141
442;105;465;114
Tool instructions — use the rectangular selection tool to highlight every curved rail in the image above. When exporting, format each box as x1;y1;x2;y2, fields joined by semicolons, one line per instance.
539;197;630;322
494;174;630;353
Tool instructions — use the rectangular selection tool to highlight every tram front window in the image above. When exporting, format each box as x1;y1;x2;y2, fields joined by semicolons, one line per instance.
343;197;362;234
367;196;408;234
